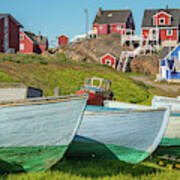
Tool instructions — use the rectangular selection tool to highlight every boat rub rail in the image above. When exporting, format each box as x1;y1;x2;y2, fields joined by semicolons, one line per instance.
85;108;168;115
0;94;88;107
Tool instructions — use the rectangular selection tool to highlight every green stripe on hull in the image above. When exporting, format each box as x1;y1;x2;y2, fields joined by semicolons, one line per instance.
0;145;68;173
105;144;149;164
67;141;149;164
160;138;180;146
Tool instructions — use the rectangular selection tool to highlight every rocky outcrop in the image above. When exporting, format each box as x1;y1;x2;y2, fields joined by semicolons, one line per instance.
130;55;159;75
64;34;123;63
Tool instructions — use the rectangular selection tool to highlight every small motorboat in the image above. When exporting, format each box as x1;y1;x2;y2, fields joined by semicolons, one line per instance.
77;77;114;106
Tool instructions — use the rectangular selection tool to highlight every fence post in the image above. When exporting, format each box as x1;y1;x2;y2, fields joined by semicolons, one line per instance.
54;88;60;96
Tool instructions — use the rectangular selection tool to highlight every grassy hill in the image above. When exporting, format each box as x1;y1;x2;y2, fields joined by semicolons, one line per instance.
0;53;154;105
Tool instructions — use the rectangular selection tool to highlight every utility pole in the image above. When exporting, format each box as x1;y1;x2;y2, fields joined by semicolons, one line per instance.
84;9;89;39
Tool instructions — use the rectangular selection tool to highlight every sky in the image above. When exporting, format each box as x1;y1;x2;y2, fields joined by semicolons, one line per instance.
1;0;179;47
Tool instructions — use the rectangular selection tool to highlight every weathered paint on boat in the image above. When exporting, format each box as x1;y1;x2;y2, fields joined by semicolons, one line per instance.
67;108;169;164
0;95;88;172
104;100;180;147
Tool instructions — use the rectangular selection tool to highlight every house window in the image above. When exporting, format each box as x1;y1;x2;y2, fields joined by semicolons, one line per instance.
105;59;111;65
117;26;121;31
152;30;156;34
167;30;173;36
20;34;24;40
159;18;165;25
121;25;124;29
107;13;113;17
161;60;166;66
99;26;103;30
20;43;24;50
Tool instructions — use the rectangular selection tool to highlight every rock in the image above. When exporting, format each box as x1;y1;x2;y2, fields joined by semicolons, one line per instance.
63;34;123;63
130;54;159;75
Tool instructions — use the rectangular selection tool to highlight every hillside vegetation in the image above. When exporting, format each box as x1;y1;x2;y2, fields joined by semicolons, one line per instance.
0;53;154;104
0;54;180;179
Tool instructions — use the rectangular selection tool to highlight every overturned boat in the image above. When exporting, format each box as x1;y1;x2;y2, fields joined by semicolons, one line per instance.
104;98;180;149
0;95;88;173
67;106;170;164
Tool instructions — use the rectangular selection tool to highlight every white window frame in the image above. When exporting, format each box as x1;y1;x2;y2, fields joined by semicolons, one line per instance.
99;26;103;30
178;51;180;61
20;43;24;50
20;34;24;40
105;59;111;65
167;29;173;36
159;18;165;25
117;26;121;31
107;13;113;17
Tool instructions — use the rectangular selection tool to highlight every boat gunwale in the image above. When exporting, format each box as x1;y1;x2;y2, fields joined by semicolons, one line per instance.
85;107;168;115
0;94;88;107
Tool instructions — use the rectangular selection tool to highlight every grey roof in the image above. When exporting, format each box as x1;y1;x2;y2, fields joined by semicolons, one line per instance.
159;46;175;59
93;10;132;24
0;13;23;27
142;9;180;28
24;31;48;45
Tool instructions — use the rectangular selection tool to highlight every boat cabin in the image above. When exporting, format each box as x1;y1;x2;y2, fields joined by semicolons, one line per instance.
84;77;111;91
77;77;113;106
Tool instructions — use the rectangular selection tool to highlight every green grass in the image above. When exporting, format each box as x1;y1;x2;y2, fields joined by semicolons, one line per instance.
0;157;179;180
0;54;154;104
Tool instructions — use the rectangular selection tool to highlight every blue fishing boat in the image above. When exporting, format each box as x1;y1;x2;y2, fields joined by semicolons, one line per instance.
0;95;88;172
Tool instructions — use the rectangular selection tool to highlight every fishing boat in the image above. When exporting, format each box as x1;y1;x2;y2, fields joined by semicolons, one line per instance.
0;95;88;173
152;95;180;111
76;77;114;106
104;99;180;150
67;106;170;164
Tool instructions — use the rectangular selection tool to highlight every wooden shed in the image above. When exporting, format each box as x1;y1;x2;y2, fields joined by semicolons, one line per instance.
58;35;69;46
100;53;117;68
0;83;43;102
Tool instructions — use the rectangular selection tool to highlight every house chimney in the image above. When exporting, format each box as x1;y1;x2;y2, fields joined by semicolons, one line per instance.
38;31;42;40
166;5;168;9
98;8;102;17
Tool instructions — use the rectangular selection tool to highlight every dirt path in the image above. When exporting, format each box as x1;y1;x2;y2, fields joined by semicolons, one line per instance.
129;75;180;96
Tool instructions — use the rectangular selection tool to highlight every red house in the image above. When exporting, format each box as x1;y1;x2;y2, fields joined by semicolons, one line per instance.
19;30;48;54
58;35;69;46
100;53;117;68
142;8;180;47
0;14;23;53
93;8;135;35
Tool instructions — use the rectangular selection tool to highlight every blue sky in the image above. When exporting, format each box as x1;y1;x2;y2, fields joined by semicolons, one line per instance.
1;0;179;47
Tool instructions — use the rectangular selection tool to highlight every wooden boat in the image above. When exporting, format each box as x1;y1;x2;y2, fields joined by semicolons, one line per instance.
67;106;170;164
0;95;88;173
76;77;113;106
104;100;180;148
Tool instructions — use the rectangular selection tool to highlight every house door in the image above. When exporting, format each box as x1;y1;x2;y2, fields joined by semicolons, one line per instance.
161;66;167;79
150;29;159;42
